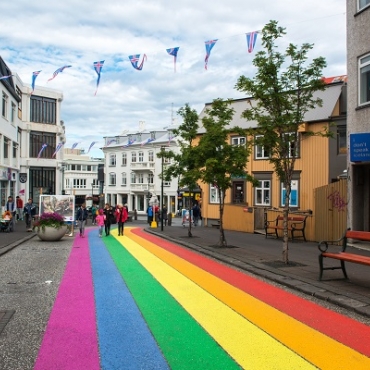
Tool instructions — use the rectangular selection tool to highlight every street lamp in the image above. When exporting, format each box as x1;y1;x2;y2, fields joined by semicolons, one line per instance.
160;146;165;231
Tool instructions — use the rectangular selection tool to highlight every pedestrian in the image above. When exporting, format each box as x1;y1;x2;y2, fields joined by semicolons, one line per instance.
103;203;114;236
76;203;88;237
6;196;16;231
91;204;97;225
24;198;36;232
16;196;24;221
115;204;128;236
95;209;106;237
147;205;153;225
162;204;168;226
192;203;200;226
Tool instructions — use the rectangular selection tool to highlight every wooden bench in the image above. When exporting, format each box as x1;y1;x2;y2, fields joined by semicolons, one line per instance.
318;229;370;280
265;215;307;241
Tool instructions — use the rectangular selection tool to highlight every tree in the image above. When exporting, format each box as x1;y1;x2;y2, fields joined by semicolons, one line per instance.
158;103;200;237
235;20;327;263
196;98;254;247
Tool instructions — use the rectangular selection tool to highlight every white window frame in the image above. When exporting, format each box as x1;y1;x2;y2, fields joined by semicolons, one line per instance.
231;136;246;146
148;173;154;184
121;152;127;166
138;151;144;162
280;180;299;207
254;180;271;206
131;151;137;163
137;173;144;184
109;153;116;166
2;92;8;119
11;102;16;123
121;172;127;186
359;54;370;105
210;184;222;204
130;172;136;184
148;150;154;162
283;132;299;158
255;135;269;159
358;0;370;11
109;172;116;186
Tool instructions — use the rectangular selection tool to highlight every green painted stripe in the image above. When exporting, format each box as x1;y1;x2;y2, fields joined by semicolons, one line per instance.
103;239;240;370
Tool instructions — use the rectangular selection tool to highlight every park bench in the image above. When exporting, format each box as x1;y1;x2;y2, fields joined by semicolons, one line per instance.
265;215;307;241
318;229;370;280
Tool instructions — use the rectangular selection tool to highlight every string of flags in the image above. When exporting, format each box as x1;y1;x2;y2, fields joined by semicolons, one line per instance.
23;30;260;95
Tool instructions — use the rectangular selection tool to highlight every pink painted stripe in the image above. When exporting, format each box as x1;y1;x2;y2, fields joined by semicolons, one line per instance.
34;231;100;370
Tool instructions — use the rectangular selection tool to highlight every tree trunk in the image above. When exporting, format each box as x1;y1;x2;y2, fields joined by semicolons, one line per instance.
282;183;291;264
218;192;227;247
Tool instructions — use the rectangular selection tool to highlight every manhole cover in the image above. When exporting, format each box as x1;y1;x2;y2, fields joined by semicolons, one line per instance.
262;260;306;268
0;310;15;335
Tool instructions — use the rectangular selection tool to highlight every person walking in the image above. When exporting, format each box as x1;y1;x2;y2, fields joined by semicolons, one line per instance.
23;198;36;232
16;196;24;221
162;205;168;226
147;205;153;225
192;203;200;226
95;209;106;237
76;203;88;237
6;196;16;231
91;205;97;225
115;204;128;236
103;203;114;236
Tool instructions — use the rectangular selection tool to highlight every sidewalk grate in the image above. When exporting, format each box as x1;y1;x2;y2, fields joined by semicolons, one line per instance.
0;310;15;335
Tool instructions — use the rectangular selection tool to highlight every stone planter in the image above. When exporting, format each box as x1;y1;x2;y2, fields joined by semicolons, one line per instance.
37;225;68;241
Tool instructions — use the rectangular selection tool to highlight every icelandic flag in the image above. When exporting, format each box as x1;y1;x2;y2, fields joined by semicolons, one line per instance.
52;142;65;157
48;65;72;82
129;54;147;71
87;141;97;153
0;75;13;80
37;143;47;159
246;31;259;53
93;60;105;95
71;142;79;150
204;39;218;70
166;47;179;72
31;70;42;94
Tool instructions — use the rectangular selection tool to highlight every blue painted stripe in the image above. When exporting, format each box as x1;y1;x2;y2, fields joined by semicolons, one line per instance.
88;230;169;369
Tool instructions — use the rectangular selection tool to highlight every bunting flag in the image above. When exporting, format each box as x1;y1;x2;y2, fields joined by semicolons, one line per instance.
141;137;155;146
93;60;105;95
246;31;259;53
204;39;218;70
37;143;47;159
168;131;176;145
52;142;65;157
71;142;79;150
87;141;97;153
48;65;72;82
31;70;41;94
105;139;116;147
0;75;13;80
128;54;147;71
166;47;179;72
122;137;136;148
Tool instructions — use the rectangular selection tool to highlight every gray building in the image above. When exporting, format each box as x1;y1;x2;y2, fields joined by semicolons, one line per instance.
347;0;370;231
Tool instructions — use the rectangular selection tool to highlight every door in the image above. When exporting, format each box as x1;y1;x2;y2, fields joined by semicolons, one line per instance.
232;181;244;203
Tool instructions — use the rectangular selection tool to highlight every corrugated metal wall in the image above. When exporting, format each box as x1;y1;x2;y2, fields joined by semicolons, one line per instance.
314;179;348;242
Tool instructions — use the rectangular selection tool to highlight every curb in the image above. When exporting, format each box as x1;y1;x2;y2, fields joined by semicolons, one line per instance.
0;233;37;257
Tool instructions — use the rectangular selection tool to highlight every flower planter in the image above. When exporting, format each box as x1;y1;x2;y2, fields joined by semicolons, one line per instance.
37;225;68;241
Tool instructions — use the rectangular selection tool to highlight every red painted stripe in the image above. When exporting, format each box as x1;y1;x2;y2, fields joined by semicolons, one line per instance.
132;228;370;356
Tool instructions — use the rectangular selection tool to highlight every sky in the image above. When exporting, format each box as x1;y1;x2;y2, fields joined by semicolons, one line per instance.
0;1;346;158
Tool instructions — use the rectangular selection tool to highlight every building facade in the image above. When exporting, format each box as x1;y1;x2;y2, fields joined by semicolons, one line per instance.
347;0;370;231
102;130;180;215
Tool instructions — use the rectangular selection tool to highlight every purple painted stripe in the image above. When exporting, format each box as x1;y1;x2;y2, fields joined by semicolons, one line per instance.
34;232;100;370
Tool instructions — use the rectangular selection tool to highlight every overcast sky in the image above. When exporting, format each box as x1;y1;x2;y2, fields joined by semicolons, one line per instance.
1;0;346;158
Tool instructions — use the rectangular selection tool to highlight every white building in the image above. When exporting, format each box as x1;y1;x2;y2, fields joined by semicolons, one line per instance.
102;130;180;215
1;57;65;209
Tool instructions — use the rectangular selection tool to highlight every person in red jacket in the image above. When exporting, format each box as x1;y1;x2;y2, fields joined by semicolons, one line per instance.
115;204;128;236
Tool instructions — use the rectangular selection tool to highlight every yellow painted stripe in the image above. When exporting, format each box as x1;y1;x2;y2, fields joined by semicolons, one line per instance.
116;230;315;369
124;228;370;370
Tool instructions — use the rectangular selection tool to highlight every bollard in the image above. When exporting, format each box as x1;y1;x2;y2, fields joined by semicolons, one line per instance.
134;209;137;220
168;212;172;226
151;219;157;228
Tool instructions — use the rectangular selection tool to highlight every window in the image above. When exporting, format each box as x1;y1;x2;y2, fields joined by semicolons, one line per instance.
210;185;222;204
4;137;9;159
30;96;56;124
109;173;116;186
137;173;144;183
73;179;86;189
231;136;246;146
130;172;136;184
11;102;16;123
283;132;299;158
2;92;8;118
109;154;116;166
148;151;154;162
255;135;270;159
337;126;347;154
122;152;127;166
148;173;154;184
13;142;18;158
255;180;270;206
121;173;127;186
138;151;144;162
131;152;137;163
358;0;370;10
29;131;56;158
281;180;299;207
359;54;370;105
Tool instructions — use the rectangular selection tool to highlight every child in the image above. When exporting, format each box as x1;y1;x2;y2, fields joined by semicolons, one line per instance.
95;209;106;237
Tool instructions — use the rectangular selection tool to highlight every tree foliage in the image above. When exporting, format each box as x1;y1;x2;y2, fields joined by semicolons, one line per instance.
235;20;327;262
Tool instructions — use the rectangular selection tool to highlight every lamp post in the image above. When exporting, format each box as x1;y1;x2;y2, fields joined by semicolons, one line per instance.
160;146;164;231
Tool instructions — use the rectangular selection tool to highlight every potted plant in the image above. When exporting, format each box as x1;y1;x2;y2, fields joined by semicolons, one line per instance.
33;212;68;241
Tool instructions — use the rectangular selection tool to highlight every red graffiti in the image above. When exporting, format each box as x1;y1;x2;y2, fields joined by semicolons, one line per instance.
327;190;348;212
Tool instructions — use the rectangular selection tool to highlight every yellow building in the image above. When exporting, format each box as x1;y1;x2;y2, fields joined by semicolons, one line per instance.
197;79;347;242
